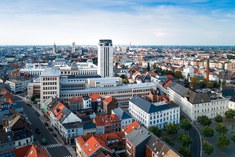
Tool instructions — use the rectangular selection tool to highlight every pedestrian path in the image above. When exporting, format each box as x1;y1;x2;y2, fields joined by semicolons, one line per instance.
44;143;63;149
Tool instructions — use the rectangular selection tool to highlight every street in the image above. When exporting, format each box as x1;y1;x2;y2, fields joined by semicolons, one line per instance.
14;96;73;157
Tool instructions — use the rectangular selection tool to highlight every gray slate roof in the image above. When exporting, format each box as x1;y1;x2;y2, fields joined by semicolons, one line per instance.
126;126;150;147
130;96;179;113
112;107;132;120
189;92;211;104
168;82;190;97
62;121;83;129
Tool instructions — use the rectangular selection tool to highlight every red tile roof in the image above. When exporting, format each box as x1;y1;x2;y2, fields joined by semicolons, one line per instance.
122;121;140;135
94;114;120;126
13;144;49;157
52;102;66;120
76;132;125;156
69;96;83;104
165;75;174;79
89;94;103;102
163;80;173;89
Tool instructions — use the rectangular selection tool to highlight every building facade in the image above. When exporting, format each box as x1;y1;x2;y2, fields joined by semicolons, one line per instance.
98;39;113;77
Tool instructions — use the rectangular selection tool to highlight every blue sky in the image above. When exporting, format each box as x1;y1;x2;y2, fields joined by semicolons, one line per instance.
1;0;235;45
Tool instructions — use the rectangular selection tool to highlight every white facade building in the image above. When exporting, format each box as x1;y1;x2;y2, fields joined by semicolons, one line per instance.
98;39;113;77
167;82;230;121
40;68;61;104
129;96;180;128
5;79;31;93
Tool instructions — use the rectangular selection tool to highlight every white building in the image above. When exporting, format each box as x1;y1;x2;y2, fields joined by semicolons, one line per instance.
129;96;180;128
112;107;133;128
5;79;31;93
86;77;121;88
40;67;61;104
98;39;113;77
167;82;230;121
229;96;235;110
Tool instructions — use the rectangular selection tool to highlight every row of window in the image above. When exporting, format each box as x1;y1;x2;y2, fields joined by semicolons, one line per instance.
43;82;57;85
43;77;57;81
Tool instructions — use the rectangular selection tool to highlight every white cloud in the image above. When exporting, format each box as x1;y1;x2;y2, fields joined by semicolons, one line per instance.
0;3;235;45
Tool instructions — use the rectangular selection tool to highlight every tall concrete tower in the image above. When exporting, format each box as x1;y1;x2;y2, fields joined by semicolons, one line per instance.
72;42;76;53
53;43;56;54
98;39;113;77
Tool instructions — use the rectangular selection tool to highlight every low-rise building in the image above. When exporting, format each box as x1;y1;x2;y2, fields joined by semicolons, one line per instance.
168;82;230;121
5;79;31;93
126;126;181;157
129;96;180;128
93;114;121;134
112;107;133;128
75;132;125;157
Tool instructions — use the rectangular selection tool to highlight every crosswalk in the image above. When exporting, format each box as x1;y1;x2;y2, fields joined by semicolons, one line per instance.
44;143;63;149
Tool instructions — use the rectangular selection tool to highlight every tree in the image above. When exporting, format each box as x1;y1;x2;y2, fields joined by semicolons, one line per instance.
231;132;235;142
197;115;211;126
201;126;214;137
31;95;36;102
122;79;128;84
216;134;231;148
147;62;150;71
206;82;213;88
164;136;174;146
190;76;199;88
153;63;157;70
214;114;223;123
165;123;179;135
225;109;235;119
148;126;162;137
203;141;214;155
179;147;192;157
174;71;183;79
215;123;228;134
178;133;192;146
180;119;192;131
120;74;126;79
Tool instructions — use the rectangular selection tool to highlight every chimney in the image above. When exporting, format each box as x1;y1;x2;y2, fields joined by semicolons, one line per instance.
206;59;209;81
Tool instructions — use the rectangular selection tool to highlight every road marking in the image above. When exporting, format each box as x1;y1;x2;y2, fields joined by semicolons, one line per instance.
44;143;63;148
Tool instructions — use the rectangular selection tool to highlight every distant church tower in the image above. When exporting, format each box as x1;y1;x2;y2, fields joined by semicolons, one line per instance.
98;39;113;77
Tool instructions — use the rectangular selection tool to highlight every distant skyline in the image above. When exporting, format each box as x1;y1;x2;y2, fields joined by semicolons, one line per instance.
1;0;235;45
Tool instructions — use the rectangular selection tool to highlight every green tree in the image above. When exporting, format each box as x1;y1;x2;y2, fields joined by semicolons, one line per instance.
165;123;179;135
31;95;36;102
120;74;126;79
197;115;211;126
179;147;192;157
164;136;174;146
225;109;235;119
203;141;214;155
206;82;213;88
190;76;199;88
148;126;162;137
180;119;192;131
147;62;150;71
215;123;228;134
153;63;157;70
178;133;192;146
214;114;223;123
231;132;235;142
174;71;183;79
122;79;128;84
201;126;214;137
216;134;231;148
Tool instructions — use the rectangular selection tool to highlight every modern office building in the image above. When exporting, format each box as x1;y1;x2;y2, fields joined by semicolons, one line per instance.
98;39;113;77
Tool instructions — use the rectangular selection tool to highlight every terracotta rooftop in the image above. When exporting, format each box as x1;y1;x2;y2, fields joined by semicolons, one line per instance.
94;114;120;126
13;144;49;157
122;121;140;135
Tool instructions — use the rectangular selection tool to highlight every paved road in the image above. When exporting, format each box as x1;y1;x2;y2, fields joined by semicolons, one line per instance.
181;115;201;157
14;96;72;157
